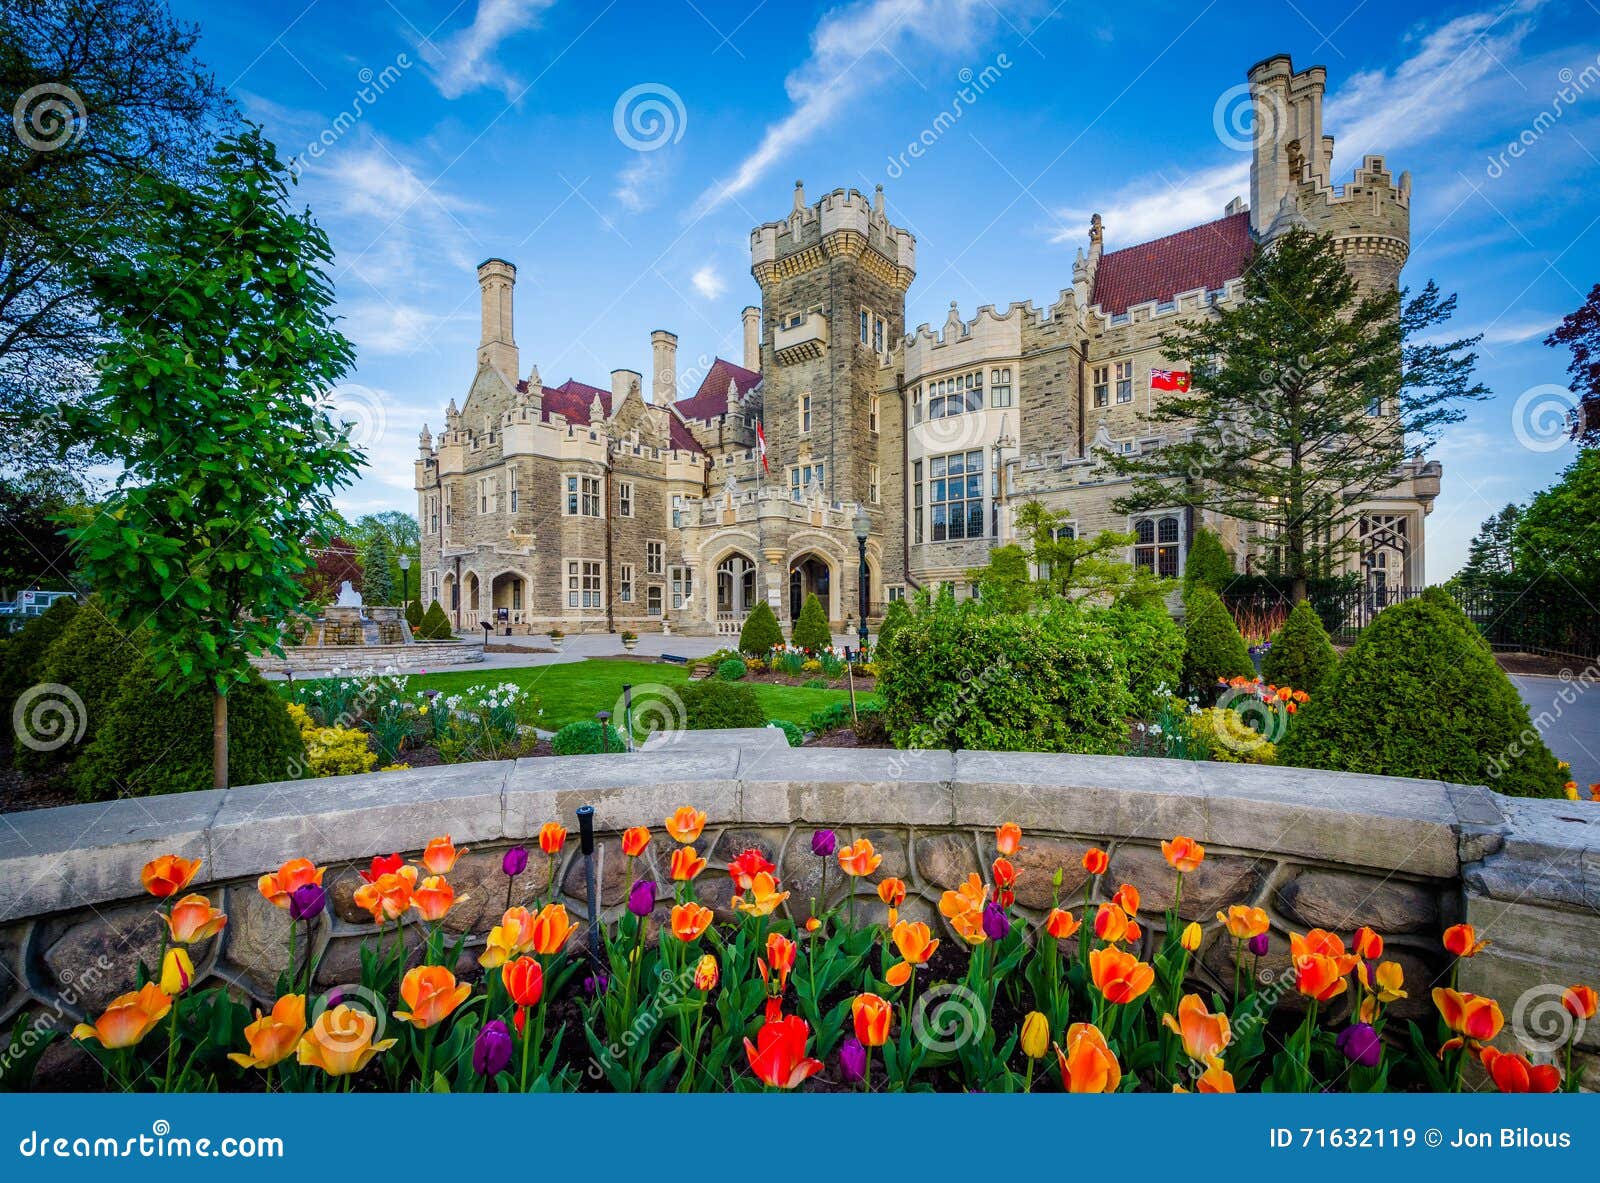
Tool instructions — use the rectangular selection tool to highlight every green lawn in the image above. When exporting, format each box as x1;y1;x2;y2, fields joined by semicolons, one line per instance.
402;659;875;734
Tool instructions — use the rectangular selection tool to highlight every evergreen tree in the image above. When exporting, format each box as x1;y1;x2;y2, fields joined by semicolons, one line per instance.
0;595;78;724
363;532;395;605
1180;585;1254;691
1261;599;1338;693
1513;450;1599;592
17;594;145;772
737;599;784;654
1454;504;1522;592
791;592;832;651
1182;527;1235;594
418;600;453;640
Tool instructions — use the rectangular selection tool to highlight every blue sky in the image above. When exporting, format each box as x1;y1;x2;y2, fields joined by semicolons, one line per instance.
170;0;1600;581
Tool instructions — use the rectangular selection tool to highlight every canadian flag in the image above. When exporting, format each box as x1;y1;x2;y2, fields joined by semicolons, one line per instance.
755;420;770;472
1150;368;1192;392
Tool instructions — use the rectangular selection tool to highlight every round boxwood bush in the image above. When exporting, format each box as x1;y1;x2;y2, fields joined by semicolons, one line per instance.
767;719;804;747
551;719;625;755
71;661;305;801
877;597;1132;753
1181;586;1254;692
716;657;748;682
738;600;784;656
791;591;831;651
1095;601;1184;720
1278;588;1567;798
680;678;765;730
1261;599;1338;694
17;595;146;773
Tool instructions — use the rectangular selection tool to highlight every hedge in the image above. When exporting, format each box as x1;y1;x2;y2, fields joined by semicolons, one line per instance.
1261;599;1339;693
737;600;784;655
680;679;766;730
1180;586;1254;692
791;592;831;651
18;595;145;773
1096;601;1185;720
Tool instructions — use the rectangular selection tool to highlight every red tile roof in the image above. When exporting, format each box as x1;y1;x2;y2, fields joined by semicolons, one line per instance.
1090;211;1254;316
674;357;761;422
515;377;706;455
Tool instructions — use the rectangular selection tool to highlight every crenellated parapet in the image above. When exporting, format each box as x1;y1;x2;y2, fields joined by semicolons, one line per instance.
750;181;915;291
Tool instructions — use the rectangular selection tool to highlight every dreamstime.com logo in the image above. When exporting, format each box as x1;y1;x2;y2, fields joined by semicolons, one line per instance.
12;682;87;752
11;82;87;151
315;383;389;454
911;982;985;1052
1512;983;1590;1057
16;1120;284;1160
1511;383;1585;453
1212;81;1284;153
610;682;685;747
1208;685;1290;758
613;83;686;152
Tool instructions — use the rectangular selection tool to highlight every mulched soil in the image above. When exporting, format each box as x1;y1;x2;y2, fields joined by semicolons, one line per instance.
0;756;75;813
804;727;890;749
1494;651;1587;676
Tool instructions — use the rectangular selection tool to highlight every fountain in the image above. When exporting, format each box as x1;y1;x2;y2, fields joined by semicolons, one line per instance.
250;582;483;676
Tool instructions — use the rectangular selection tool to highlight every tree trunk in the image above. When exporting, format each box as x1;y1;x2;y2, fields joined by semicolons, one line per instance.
212;690;228;790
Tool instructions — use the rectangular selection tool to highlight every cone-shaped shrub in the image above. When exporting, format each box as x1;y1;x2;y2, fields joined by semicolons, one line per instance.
0;595;78;723
417;599;453;640
405;598;424;630
1182;527;1234;594
790;591;831;651
738;599;783;655
17;596;145;772
1181;586;1254;691
1261;599;1339;693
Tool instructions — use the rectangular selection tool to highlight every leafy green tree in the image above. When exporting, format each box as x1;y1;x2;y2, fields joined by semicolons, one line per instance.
61;127;362;791
1110;226;1486;603
737;599;783;654
1513;449;1599;592
1182;527;1235;594
1453;504;1523;593
966;543;1034;613
1010;501;1170;606
1261;599;1338;693
1544;283;1600;448
363;531;395;605
1181;585;1254;691
791;591;831;651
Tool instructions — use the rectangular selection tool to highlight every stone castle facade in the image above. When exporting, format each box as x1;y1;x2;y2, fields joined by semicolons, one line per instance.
416;54;1442;636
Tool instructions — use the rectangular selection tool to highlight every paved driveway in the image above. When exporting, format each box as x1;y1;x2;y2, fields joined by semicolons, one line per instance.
1512;674;1600;790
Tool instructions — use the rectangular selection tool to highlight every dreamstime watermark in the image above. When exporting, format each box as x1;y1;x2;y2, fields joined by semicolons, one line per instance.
610;682;686;747
910;982;985;1052
1510;383;1585;453
585;963;687;1080
11;682;87;752
288;55;412;177
16;1120;283;1159
11;83;87;151
315;383;389;454
0;954;115;1081
1486;661;1597;785
890;654;1013;770
613;84;686;152
1208;685;1290;758
1485;53;1600;180
1512;983;1587;1056
883;53;1012;179
1212;81;1285;153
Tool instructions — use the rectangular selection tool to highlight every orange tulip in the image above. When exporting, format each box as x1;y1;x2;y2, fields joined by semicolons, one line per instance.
1125;919;1143;944
837;838;882;877
670;846;707;881
422;835;467;875
692;954;719;991
411;875;456;922
805;917;822;933
257;858;326;908
228;994;308;1070
1480;1046;1561;1093
671;902;713;942
528;902;576;955
352;865;418;924
665;806;706;843
938;873;987;919
892;920;940;965
734;872;790;917
538;822;567;855
163;893;228;944
72;983;172;1050
1093;902;1129;944
885;961;913;988
1081;848;1109;876
141;854;202;899
1563;985;1598;1020
297;1004;396;1076
1215;905;1269;940
1054;1023;1121;1093
852;992;892;1047
1183;1061;1237;1093
621;826;651;857
1443;924;1489;958
502;956;545;1007
1089;946;1155;1005
1045;908;1080;940
1162;836;1205;873
1433;988;1505;1043
950;907;988;946
395;965;471;1029
1294;954;1350;1002
760;932;797;991
996;822;1023;856
877;877;907;907
480;906;536;967
1112;883;1140;916
1163;993;1231;1063
1291;928;1358;967
743;1014;824;1089
992;857;1017;890
1352;925;1383;960
727;848;776;892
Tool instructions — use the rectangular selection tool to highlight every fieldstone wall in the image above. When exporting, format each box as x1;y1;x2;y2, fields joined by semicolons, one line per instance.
1;730;1595;1087
247;638;484;676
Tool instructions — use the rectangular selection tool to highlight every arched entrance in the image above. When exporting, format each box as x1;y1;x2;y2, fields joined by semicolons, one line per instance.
789;553;831;621
463;572;482;624
491;572;526;631
441;573;458;628
716;553;757;616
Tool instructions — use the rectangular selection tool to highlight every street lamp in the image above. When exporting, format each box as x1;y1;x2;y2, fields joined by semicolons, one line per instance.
852;503;870;658
397;551;411;611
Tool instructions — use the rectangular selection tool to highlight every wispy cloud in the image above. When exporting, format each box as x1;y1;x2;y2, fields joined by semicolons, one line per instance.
696;0;1019;210
614;153;666;213
419;0;558;100
690;264;726;300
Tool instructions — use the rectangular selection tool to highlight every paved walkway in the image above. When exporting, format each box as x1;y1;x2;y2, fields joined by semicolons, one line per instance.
1511;674;1600;791
468;630;869;671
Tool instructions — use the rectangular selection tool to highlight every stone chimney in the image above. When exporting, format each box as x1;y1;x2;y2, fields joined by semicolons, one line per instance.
610;369;640;411
476;258;519;380
741;306;761;371
650;330;677;405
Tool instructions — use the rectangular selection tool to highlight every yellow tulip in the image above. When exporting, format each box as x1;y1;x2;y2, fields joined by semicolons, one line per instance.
1020;1011;1049;1060
297;1004;396;1077
228;995;307;1070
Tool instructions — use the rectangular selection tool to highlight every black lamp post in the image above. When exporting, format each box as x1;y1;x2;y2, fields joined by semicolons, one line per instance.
397;551;411;611
852;503;870;659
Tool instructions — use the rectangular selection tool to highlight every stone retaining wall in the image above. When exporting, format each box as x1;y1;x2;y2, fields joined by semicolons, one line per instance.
1;730;1595;1086
246;638;484;676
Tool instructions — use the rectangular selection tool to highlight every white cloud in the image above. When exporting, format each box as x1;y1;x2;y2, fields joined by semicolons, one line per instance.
342;301;455;356
696;0;1018;209
690;264;727;300
614;153;665;213
419;0;558;100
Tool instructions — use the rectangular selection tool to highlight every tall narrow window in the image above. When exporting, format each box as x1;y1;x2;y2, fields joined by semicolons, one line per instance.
922;450;985;542
646;540;663;576
869;395;880;432
1115;360;1134;404
507;468;517;512
1093;365;1109;408
870;464;880;504
799;393;812;433
618;481;633;516
619;564;634;603
990;367;1013;408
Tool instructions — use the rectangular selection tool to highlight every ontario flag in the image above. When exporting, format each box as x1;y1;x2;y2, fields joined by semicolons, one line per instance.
1150;368;1192;392
756;420;770;472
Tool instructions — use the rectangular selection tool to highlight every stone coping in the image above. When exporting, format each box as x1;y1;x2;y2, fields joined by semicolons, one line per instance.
1;731;1579;926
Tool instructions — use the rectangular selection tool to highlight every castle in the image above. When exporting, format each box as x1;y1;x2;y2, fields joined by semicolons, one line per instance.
415;54;1442;637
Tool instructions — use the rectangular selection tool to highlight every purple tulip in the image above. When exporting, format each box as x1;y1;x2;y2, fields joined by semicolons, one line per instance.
502;845;529;877
584;973;611;996
839;1036;866;1084
473;1019;514;1077
982;900;1011;942
1336;1022;1381;1068
628;879;658;917
289;883;326;922
811;829;837;858
1248;932;1270;957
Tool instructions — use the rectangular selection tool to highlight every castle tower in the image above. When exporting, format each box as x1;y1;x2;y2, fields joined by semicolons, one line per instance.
476;258;519;381
650;329;677;404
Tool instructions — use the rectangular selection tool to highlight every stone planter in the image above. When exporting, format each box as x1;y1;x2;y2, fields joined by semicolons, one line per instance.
621;636;638;651
549;635;564;651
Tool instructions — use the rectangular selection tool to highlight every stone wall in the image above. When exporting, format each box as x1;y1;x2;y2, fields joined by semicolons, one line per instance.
247;639;484;676
1;731;1595;1087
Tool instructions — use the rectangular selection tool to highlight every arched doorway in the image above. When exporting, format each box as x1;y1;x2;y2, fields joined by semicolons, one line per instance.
716;553;757;616
441;573;457;628
789;553;831;621
464;572;481;624
491;572;526;631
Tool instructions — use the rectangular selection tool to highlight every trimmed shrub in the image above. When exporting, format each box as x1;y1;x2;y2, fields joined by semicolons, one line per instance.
0;595;78;724
767;719;804;747
738;600;784;655
413;599;453;640
1182;528;1235;594
1279;588;1567;798
1180;586;1254;692
405;599;424;630
716;658;748;682
876;599;912;652
71;662;305;801
17;596;146;772
1095;601;1185;720
1261;600;1339;693
551;719;625;755
1189;706;1278;764
680;679;765;730
791;592;831;651
877;598;1132;753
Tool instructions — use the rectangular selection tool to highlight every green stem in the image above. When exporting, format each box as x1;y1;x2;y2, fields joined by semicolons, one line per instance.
684;996;707;1092
418;1024;435;1091
518;1007;533;1092
162;1001;181;1092
863;1043;873;1093
1301;1000;1319;1092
